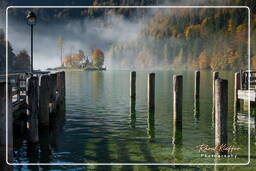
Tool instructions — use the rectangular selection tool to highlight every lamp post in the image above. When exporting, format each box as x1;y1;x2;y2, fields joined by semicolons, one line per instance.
26;11;36;73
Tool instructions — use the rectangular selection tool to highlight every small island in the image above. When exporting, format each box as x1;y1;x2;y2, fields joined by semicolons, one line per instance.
55;48;106;71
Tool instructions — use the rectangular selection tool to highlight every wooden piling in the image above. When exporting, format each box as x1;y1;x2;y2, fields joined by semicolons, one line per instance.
61;71;66;100
194;71;200;100
234;72;241;113
0;82;13;166
215;79;228;155
147;73;155;111
39;75;50;127
130;71;136;100
212;71;219;121
26;76;39;143
50;73;57;102
49;73;57;112
173;75;183;130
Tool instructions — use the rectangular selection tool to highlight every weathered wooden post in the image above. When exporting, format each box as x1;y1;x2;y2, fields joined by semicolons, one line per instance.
194;71;200;100
130;71;136;128
212;71;219;122
0;82;13;167
61;71;66;101
26;76;39;143
172;75;183;158
130;71;136;100
215;79;228;155
173;75;183;130
234;72;241;115
194;71;200;117
56;72;62;106
147;73;155;111
147;73;155;140
49;73;57;113
39;75;50;127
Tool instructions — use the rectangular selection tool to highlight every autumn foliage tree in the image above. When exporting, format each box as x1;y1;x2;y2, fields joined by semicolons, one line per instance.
198;50;210;70
92;48;104;68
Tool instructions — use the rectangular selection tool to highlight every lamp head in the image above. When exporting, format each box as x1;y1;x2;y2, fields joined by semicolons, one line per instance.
26;11;36;25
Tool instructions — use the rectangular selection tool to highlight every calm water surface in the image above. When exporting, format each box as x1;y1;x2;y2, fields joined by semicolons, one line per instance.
13;70;255;170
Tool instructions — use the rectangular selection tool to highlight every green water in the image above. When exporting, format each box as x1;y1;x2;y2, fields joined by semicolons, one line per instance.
13;70;255;170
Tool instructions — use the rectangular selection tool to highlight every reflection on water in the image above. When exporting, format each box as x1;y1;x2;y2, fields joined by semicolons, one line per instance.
130;99;136;128
147;110;155;141
13;70;252;169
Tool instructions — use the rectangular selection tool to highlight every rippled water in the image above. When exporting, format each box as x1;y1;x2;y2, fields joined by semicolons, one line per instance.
13;70;253;169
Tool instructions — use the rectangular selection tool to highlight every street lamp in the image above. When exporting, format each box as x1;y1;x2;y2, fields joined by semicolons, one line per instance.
26;11;36;73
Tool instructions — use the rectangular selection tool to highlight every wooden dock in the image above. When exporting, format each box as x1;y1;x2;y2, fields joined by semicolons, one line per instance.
237;70;256;102
0;71;65;168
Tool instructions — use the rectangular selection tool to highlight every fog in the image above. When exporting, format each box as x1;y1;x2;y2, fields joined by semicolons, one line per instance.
7;9;148;70
5;0;236;71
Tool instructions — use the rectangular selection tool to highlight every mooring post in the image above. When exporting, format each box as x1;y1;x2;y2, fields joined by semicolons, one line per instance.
215;79;228;155
172;75;183;148
212;71;219;122
148;73;155;111
130;71;136;100
0;82;13;167
234;72;241;115
39;75;50;127
26;76;39;143
173;75;183;130
194;70;200;100
49;73;57;112
194;71;200;118
147;73;155;141
56;72;62;105
61;71;66;101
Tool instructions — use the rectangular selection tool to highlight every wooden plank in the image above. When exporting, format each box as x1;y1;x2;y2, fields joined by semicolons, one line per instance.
238;90;256;101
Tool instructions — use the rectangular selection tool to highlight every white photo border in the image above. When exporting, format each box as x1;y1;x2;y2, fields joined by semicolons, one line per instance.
5;5;251;166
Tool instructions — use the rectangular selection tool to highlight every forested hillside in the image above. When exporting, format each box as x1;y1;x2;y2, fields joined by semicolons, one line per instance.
108;8;252;70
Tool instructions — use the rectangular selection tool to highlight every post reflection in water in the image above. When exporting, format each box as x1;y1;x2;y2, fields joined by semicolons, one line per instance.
92;71;104;98
147;110;155;142
194;98;200;119
25;100;66;164
130;99;136;128
172;120;183;161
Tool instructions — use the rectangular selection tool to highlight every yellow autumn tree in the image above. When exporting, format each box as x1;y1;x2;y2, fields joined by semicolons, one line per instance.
92;48;104;68
198;50;210;70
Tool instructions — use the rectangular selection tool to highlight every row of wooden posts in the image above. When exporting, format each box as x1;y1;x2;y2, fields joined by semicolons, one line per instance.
130;71;242;154
0;71;65;166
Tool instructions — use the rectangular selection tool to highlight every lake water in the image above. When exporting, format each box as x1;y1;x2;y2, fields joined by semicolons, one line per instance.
13;70;255;170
